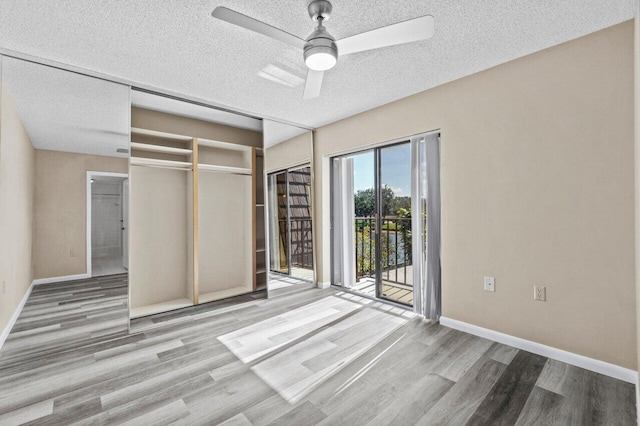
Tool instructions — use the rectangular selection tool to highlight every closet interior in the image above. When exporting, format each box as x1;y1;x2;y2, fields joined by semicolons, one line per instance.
129;111;265;318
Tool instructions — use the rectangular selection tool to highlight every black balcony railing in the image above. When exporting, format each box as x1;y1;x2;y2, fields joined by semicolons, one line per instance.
278;218;313;271
291;218;313;269
355;217;412;286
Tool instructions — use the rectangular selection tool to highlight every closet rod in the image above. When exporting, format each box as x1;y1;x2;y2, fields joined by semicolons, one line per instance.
197;168;251;176
130;164;191;172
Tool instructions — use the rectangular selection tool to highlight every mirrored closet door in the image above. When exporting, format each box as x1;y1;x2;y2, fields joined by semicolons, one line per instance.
0;56;131;335
262;121;316;297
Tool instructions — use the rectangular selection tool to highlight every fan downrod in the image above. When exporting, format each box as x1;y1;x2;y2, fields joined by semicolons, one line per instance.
308;0;332;22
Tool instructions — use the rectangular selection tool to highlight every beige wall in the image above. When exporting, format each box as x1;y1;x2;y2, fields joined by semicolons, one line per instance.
265;131;312;173
131;107;262;148
0;79;35;337
33;150;128;279
314;21;636;369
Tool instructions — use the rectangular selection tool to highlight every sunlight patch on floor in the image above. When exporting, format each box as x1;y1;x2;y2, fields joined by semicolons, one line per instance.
218;295;407;403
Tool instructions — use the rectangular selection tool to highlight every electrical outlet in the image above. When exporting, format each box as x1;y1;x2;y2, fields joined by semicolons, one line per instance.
484;276;495;292
534;286;546;301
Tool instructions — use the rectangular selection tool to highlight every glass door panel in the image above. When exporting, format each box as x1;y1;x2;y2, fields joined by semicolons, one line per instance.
352;151;377;295
377;142;413;306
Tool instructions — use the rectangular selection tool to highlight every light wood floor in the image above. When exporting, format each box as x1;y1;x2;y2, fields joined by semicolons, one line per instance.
0;274;635;425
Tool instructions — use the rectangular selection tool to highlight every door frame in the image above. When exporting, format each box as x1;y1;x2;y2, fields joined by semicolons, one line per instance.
86;171;129;278
329;131;440;308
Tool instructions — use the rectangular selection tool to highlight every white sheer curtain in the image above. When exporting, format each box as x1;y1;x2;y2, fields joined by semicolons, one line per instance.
331;157;356;288
411;133;441;320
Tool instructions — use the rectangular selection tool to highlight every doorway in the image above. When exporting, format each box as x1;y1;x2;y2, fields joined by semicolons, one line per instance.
331;143;413;306
267;165;314;281
331;132;441;316
88;172;129;277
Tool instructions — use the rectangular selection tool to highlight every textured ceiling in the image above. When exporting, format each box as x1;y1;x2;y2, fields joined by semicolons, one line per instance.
0;1;635;129
264;120;309;148
2;57;130;157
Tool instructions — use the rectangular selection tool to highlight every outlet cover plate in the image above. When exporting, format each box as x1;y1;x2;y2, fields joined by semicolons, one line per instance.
484;276;495;292
534;286;546;301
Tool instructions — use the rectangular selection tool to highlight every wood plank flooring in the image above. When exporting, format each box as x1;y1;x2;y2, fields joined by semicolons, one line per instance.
0;274;636;425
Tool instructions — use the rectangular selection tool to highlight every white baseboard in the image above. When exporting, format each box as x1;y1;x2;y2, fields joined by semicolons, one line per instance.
0;281;34;352
316;281;331;289
32;273;90;285
439;316;637;384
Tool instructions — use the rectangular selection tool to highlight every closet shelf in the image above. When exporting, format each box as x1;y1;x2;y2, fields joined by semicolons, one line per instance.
198;138;252;152
256;248;265;253
198;164;252;175
131;157;192;169
130;298;193;318
255;204;264;207
131;127;192;142
131;142;192;155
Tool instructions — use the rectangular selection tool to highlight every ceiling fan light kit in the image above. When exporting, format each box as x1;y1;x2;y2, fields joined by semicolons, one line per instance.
212;1;434;99
303;26;338;71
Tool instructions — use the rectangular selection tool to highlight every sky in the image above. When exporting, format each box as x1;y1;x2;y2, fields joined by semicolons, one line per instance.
351;143;411;196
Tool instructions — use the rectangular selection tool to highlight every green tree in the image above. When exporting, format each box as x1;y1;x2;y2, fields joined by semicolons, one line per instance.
354;186;397;217
354;188;375;217
394;196;411;212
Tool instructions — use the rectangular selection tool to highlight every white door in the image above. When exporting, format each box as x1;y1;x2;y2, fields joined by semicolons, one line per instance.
122;179;129;269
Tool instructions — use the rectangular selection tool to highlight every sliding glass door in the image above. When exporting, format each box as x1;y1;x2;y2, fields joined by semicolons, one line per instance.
331;142;414;306
267;166;314;281
331;133;441;316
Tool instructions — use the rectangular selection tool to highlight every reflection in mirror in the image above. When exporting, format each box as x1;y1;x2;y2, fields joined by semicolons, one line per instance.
268;171;290;275
0;56;131;351
263;120;315;297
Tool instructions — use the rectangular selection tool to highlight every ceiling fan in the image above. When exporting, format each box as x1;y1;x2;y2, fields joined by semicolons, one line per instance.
211;1;434;99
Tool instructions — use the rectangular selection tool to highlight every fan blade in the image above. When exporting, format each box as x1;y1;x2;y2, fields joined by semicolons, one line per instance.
337;15;434;56
303;69;324;99
212;7;306;50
